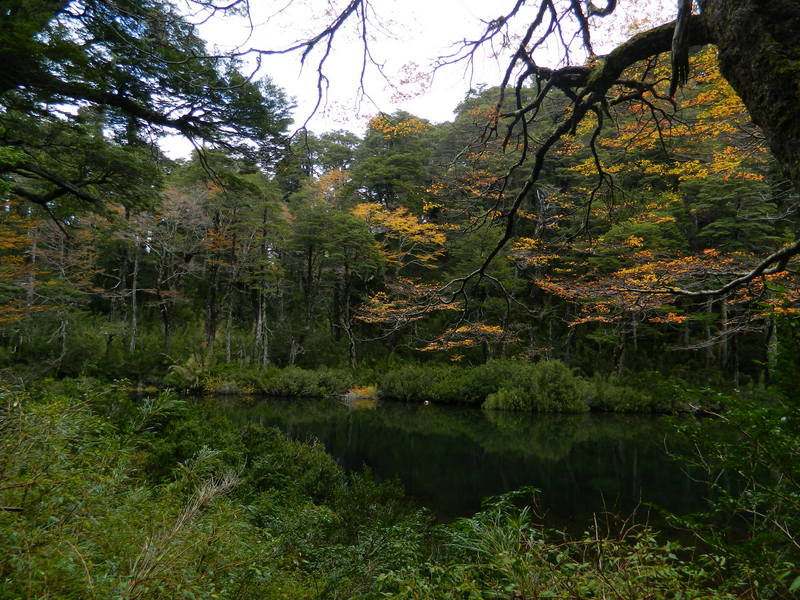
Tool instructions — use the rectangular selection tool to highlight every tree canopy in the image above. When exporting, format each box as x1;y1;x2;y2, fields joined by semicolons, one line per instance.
1;0;292;213
202;0;800;295
0;0;798;379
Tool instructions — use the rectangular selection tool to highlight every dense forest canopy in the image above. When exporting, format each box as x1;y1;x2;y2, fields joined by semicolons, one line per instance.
0;0;797;383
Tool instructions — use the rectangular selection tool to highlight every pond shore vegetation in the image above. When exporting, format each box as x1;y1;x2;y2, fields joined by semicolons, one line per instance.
1;380;798;598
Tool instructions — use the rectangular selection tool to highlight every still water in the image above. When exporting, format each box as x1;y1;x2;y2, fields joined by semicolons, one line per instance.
222;397;709;524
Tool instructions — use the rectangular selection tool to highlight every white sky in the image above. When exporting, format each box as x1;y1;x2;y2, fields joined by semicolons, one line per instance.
205;1;520;128
164;0;675;157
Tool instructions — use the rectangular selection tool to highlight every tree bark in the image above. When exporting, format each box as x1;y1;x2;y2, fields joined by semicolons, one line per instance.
766;318;778;385
129;237;139;353
703;0;800;188
720;301;729;371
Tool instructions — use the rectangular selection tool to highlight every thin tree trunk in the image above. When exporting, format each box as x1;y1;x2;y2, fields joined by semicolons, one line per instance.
129;237;139;353
720;301;729;371
289;337;300;366
56;313;67;371
261;321;270;368
205;213;221;348
256;289;270;368
225;304;233;363
705;299;713;368
161;299;171;353
156;257;172;353
614;324;626;377
342;316;357;369
766;318;778;385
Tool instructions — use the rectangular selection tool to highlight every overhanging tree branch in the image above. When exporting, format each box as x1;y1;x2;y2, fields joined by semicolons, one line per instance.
628;239;800;298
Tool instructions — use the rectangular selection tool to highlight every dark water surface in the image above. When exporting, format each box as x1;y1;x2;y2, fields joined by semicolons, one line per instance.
221;397;709;524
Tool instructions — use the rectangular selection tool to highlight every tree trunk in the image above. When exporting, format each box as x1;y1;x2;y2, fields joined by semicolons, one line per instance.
156;260;172;353
225;304;233;363
289;337;301;366
719;301;729;371
129;237;139;353
205;213;221;348
255;288;270;368
342;316;357;369
703;1;800;189
704;299;713;367
160;297;172;353
261;318;270;368
613;325;626;377
766;318;778;385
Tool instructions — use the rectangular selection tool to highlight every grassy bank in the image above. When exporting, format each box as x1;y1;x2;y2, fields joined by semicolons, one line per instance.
160;358;724;414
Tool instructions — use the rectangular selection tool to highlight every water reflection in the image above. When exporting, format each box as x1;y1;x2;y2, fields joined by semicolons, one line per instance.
221;397;708;523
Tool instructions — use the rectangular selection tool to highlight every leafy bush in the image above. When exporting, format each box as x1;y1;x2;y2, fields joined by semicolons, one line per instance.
257;366;352;397
377;491;731;599
0;392;268;600
579;375;657;412
377;364;444;402
240;423;343;503
163;362;352;398
525;360;588;412
381;360;590;412
483;386;530;411
481;361;589;413
671;390;800;597
378;360;533;405
164;352;211;391
379;360;716;413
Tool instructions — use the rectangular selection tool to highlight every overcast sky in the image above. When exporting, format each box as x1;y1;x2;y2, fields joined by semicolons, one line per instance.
164;0;675;157
201;1;522;129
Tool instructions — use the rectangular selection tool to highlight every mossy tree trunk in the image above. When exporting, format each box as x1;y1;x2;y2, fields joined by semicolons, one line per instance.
704;0;800;188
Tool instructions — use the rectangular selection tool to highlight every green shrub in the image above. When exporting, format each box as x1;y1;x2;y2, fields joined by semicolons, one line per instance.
378;360;531;405
241;423;343;503
483;386;530;411
313;368;354;396
377;492;731;599
382;360;591;411
482;362;589;413
526;360;589;412
472;360;532;395
0;391;271;600
256;366;351;397
163;353;210;391
378;364;443;402
579;375;657;412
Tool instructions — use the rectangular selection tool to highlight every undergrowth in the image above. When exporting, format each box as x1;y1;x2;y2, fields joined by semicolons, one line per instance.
1;381;794;598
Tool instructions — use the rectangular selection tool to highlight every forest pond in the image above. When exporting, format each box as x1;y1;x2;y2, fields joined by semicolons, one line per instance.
220;397;709;526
